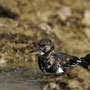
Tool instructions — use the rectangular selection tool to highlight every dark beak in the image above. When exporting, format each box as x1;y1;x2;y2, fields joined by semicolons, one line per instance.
30;47;40;53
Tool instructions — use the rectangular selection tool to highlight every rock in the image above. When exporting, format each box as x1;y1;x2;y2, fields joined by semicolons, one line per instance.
56;66;90;90
57;7;71;21
82;9;90;26
0;55;7;67
39;23;51;31
43;83;60;90
44;66;90;90
84;28;90;39
0;0;20;17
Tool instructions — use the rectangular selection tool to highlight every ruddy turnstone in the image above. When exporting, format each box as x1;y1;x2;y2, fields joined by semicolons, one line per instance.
30;38;90;74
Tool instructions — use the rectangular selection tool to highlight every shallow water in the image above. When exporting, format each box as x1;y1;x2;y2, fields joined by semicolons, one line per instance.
0;79;47;90
0;62;56;90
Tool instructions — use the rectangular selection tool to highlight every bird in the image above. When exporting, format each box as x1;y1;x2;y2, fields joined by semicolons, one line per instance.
80;54;90;69
30;38;90;74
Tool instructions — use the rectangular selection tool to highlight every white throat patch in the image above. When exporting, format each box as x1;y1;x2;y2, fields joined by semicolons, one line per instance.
40;51;45;55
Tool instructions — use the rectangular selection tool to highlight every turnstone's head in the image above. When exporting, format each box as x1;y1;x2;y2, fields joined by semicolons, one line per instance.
30;38;54;54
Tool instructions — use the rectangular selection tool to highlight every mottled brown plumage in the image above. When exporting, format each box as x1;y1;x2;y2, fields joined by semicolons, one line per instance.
30;38;89;74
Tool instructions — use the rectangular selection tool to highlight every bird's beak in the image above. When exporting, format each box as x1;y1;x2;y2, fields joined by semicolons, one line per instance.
30;47;40;53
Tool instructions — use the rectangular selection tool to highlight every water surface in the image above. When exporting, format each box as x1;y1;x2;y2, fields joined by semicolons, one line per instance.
0;62;53;90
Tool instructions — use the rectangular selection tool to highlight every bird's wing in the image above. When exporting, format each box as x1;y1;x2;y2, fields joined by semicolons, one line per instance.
55;52;80;68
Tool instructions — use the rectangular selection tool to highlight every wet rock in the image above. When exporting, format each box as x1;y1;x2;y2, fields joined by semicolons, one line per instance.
44;66;90;90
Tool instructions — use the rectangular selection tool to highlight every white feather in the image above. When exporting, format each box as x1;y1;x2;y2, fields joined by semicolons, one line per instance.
77;60;81;63
56;67;64;74
40;51;45;55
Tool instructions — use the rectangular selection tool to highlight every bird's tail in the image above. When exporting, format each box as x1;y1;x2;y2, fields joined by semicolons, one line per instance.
80;54;90;69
